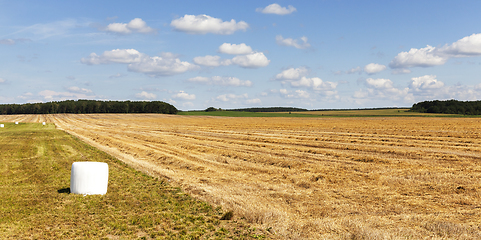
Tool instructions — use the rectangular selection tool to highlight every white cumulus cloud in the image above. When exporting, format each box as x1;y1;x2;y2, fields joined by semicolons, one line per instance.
218;43;253;55
216;93;248;102
81;49;145;65
409;75;444;92
276;35;311;49
390;33;481;69
135;91;156;100
188;76;252;87
354;78;409;102
256;3;297;15
172;91;196;100
171;14;248;35
290;77;338;91
438;33;481;57
82;50;198;76
128;53;199;77
105;18;155;34
365;78;395;89
246;98;261;104
364;63;386;74
389;45;447;68
279;89;310;99
193;55;231;67
231;52;270;68
275;67;309;80
66;86;92;94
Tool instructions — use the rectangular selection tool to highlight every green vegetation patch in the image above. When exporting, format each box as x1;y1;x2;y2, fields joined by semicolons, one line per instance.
0;123;265;239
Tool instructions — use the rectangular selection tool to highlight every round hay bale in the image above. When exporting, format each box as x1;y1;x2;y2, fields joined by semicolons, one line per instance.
70;162;109;195
0;124;4;128
42;122;46;125
15;122;18;125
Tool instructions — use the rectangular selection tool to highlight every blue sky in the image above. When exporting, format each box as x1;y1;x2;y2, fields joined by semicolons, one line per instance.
1;0;481;110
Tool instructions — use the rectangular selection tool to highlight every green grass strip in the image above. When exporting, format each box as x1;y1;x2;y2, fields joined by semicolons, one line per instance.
0;123;265;239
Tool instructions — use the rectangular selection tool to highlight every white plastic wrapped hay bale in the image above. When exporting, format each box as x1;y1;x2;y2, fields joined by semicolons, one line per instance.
42;122;46;126
15;122;18;125
70;162;109;195
0;124;4;128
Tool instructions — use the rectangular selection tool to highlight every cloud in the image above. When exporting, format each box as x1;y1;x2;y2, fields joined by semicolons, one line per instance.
81;49;145;65
128;53;199;76
438;33;481;57
246;98;261;104
105;18;155;34
82;50;198;76
216;93;248;102
171;14;248;35
188;76;252;87
274;67;338;96
256;3;297;15
290;77;338;91
17;92;33;100
389;45;447;68
365;78;395;89
346;66;362;74
409;75;444;92
390;33;481;69
279;89;310;99
0;78;5;83
276;35;311;49
275;67;309;80
38;89;95;101
218;43;253;54
352;75;463;105
231;52;270;68
354;78;409;102
391;68;411;75
364;63;386;74
172;91;195;100
135;91;156;100
194;49;269;68
66;86;92;94
193;55;231;67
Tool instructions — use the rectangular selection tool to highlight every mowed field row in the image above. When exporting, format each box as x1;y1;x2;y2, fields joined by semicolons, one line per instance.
3;114;481;239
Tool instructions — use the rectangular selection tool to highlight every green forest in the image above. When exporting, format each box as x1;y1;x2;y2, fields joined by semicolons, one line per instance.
410;100;481;115
0;100;178;115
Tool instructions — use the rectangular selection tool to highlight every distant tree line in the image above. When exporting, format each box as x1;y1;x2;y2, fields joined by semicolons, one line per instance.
228;107;308;112
410;100;481;115
0;100;178;115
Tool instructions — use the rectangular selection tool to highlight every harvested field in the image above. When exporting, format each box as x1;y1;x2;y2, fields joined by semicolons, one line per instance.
3;114;481;239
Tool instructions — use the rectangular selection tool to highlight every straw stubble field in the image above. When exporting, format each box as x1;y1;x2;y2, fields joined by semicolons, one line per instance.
5;114;481;239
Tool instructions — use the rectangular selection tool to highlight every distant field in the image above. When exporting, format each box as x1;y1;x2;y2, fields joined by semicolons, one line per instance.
179;108;467;117
0;121;266;239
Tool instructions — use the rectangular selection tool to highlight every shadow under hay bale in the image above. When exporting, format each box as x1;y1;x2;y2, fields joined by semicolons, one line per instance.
57;188;70;194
